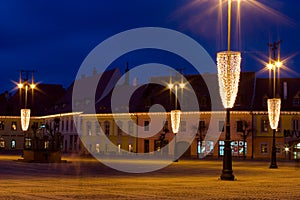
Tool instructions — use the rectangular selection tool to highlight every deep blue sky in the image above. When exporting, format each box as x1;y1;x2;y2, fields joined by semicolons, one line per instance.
1;0;299;93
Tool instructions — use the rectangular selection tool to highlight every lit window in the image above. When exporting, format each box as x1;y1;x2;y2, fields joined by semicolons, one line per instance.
261;143;268;153
261;119;269;132
0;138;5;149
0;121;4;130
11;140;16;149
11;122;17;131
219;140;225;156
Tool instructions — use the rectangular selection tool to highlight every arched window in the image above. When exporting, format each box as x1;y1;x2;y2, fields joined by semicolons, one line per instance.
292;117;300;131
11;140;16;149
104;121;110;136
293;92;300;107
0;138;5;149
86;121;92;136
117;121;123;136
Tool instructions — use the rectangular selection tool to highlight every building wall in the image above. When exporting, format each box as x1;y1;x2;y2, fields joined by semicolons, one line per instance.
252;112;286;159
0;116;43;150
2;111;299;161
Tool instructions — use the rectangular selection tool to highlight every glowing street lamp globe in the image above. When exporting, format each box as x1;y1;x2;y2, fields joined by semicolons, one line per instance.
217;51;241;108
267;98;281;130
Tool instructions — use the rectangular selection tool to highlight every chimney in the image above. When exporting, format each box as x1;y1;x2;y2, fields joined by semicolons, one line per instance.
124;62;129;85
283;81;287;100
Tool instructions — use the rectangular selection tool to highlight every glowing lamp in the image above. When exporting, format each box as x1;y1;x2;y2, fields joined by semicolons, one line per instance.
267;63;274;70
179;83;185;89
267;98;281;130
217;51;241;108
17;83;23;89
168;83;174;89
21;109;31;131
171;110;181;134
275;61;282;68
30;83;36;89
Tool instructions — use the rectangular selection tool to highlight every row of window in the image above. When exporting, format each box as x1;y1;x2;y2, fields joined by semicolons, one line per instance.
0;121;18;131
0;139;16;149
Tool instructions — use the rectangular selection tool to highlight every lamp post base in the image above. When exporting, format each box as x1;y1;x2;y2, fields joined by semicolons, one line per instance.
220;109;235;181
269;129;278;169
269;163;278;169
220;170;235;181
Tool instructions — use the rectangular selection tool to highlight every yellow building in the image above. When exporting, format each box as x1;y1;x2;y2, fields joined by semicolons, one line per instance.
0;116;44;150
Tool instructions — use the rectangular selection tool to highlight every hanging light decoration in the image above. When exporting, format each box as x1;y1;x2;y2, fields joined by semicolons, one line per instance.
267;98;281;130
21;108;31;131
171;110;181;134
217;51;241;109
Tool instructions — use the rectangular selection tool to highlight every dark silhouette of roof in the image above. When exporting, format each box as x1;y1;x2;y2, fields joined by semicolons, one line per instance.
0;84;65;116
253;78;300;111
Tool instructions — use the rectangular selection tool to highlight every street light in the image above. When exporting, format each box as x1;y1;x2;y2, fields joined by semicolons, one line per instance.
17;70;36;131
168;82;185;162
217;0;241;181
267;41;282;169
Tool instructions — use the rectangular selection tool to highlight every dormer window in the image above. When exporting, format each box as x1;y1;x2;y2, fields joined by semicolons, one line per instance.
293;92;300;107
262;95;268;107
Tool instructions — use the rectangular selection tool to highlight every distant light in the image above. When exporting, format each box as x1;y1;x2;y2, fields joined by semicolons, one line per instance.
17;83;23;89
275;61;282;68
284;146;289;152
30;83;36;89
168;83;174;89
267;63;274;70
179;83;185;89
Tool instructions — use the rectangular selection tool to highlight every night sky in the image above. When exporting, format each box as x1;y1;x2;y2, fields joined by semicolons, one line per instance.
0;0;299;93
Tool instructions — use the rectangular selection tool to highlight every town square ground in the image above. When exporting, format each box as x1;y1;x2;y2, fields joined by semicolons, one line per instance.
0;155;299;200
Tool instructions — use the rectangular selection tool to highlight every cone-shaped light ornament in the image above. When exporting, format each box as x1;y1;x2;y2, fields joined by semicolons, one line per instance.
171;110;181;134
21;109;31;131
217;51;241;108
267;98;281;130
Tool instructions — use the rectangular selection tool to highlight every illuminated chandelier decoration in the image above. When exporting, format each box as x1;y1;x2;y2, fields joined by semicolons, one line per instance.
217;51;241;109
267;98;281;130
21;108;31;131
171;110;181;134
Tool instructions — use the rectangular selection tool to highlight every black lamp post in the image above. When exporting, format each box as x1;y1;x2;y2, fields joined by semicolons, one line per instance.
266;41;282;169
217;0;241;181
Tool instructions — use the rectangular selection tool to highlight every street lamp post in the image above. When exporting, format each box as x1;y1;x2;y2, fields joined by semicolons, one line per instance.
168;82;185;162
217;0;241;181
267;41;282;169
18;70;36;132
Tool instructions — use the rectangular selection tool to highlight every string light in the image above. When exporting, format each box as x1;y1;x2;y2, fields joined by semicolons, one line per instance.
217;51;241;108
267;98;281;130
21;109;31;131
171;110;181;134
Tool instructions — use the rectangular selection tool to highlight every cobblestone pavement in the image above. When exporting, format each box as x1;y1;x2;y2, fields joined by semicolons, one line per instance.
0;155;299;200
